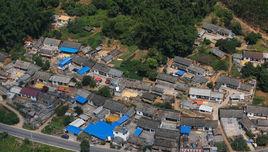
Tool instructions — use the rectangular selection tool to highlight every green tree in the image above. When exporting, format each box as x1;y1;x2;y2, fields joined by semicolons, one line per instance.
259;68;268;92
230;21;242;35
241;62;259;78
256;134;268;146
56;105;69;116
231;137;249;151
80;139;90;152
74;106;83;115
245;32;262;45
212;60;228;71
42;60;50;71
214;5;233;26
215;38;241;53
207;82;214;89
63;116;74;126
82;76;96;88
98;86;111;97
146;58;158;69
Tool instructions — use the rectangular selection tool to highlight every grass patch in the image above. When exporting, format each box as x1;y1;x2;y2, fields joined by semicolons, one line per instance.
112;45;138;68
247;39;268;52
230;65;241;77
0;105;19;125
0;132;70;152
253;95;266;106
215;142;227;152
41;116;74;135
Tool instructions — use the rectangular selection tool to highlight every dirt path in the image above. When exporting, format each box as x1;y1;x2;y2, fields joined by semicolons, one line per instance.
36;115;54;132
227;55;232;75
234;16;268;41
218;121;234;152
0;101;24;128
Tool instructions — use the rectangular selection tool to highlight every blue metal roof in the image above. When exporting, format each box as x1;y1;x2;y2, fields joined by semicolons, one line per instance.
84;121;114;141
176;70;186;76
77;66;90;76
111;115;129;127
180;125;191;134
66;125;81;135
133;127;143;137
75;95;88;104
58;57;72;67
59;47;79;54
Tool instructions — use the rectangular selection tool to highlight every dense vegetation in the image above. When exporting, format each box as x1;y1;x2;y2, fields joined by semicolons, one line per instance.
0;0;53;53
93;0;216;57
241;63;268;92
0;106;19;125
230;136;249;151
0;132;70;152
222;0;268;32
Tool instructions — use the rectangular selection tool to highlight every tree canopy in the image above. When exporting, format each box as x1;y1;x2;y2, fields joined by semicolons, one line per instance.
98;0;216;57
215;38;241;53
222;0;268;32
0;0;53;51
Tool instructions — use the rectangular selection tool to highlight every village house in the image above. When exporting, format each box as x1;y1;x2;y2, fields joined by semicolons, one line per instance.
153;128;180;152
49;74;73;86
39;38;61;57
72;55;95;68
113;126;130;141
219;109;244;119
75;89;90;104
32;71;52;83
20;87;41;101
203;23;234;38
172;56;193;70
180;117;218;130
88;93;107;107
135;102;157;118
242;51;264;63
120;79;151;91
0;52;11;67
137;117;161;132
211;47;226;59
101;49;121;63
216;76;240;89
245;105;268;119
0;85;8;101
92;63;110;77
14;60;31;71
141;92;157;104
103;100;128;116
181;100;199;110
189;87;224;103
108;68;123;78
59;41;81;54
187;65;207;76
156;73;177;85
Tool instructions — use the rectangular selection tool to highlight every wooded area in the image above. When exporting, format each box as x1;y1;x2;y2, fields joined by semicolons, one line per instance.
0;0;54;51
95;0;216;57
222;0;268;32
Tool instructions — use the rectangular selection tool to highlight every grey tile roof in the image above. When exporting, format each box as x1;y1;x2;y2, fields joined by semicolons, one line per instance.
108;68;123;77
246;105;268;116
188;65;206;75
203;23;233;36
137;117;161;130
92;63;110;74
162;110;181;121
0;52;9;62
155;128;180;140
243;51;264;60
175;82;189;92
72;55;95;67
189;87;211;97
173;56;192;67
120;79;151;91
239;83;252;92
191;75;208;84
135;102;157;117
211;47;226;58
43;38;61;47
32;71;52;81
76;89;90;98
103;100;128;114
254;119;268;127
141;92;157;101
219;109;244;118
217;76;240;88
14;60;30;70
157;73;177;84
239;115;255;131
60;41;81;49
153;138;178;149
88;93;107;107
180;117;218;129
49;75;72;84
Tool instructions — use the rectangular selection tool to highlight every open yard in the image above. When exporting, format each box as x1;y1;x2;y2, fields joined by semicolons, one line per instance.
254;90;268;106
41;116;74;135
0;132;70;152
247;39;268;52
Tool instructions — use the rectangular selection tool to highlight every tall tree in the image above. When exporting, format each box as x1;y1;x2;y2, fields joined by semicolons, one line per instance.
80;139;90;152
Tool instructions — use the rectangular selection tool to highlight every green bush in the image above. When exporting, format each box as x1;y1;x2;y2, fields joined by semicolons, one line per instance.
0;106;19;125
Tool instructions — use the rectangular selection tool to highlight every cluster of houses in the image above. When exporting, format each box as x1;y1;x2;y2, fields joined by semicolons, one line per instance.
0;18;266;151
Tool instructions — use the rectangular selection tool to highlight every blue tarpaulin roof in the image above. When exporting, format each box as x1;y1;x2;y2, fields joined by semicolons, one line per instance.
180;125;191;134
58;57;72;67
111;115;129;127
133;127;143;137
176;70;186;76
66;125;81;135
84;121;114;140
77;66;90;75
75;95;88;104
59;47;79;54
